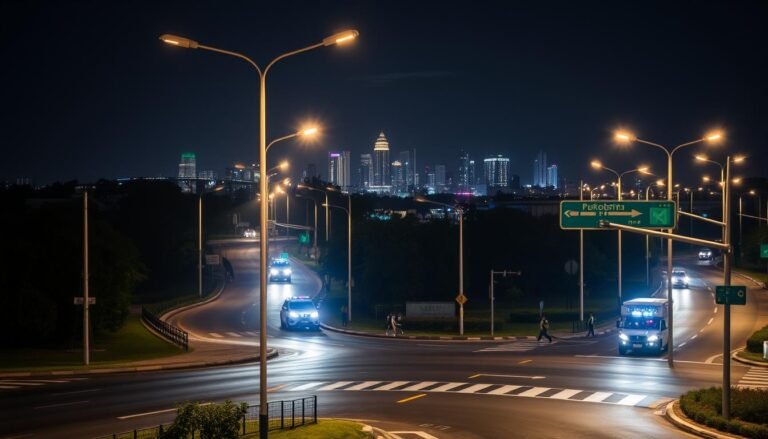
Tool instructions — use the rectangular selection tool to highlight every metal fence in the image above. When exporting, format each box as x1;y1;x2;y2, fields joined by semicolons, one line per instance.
141;307;188;351
92;396;317;439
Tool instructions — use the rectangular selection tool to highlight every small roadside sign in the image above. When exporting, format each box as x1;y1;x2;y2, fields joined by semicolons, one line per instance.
456;294;467;305
280;252;290;260
74;297;96;305
761;244;768;259
715;286;747;306
205;254;220;265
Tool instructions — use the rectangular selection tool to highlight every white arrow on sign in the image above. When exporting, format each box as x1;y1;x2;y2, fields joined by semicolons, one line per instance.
605;210;643;218
565;211;597;217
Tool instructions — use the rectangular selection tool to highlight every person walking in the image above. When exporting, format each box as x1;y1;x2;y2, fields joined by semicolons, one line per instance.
538;315;552;343
586;312;595;337
340;305;348;328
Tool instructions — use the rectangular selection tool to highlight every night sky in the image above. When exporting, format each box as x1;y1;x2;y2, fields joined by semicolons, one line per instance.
2;0;767;186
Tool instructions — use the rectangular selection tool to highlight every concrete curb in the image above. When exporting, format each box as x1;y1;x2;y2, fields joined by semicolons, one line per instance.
731;348;768;368
734;272;767;289
664;400;745;439
0;349;277;379
160;278;227;322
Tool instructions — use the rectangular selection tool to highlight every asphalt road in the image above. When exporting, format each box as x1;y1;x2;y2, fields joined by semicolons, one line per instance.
1;242;765;439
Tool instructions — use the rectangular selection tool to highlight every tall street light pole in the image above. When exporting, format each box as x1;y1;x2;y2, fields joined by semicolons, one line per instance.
416;197;465;335
83;191;90;366
298;184;331;242
614;130;722;368
161;31;357;439
590;161;651;313
296;193;318;258
645;180;666;287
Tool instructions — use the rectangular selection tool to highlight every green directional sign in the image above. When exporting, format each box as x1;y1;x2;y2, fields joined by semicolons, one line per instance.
761;244;768;259
715;285;747;306
299;232;310;245
560;200;677;230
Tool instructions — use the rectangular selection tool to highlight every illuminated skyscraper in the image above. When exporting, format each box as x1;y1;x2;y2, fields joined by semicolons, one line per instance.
457;150;471;191
484;155;509;190
373;132;390;187
359;153;372;189
391;160;404;193
178;152;197;193
328;151;351;191
547;164;559;189
533;151;547;187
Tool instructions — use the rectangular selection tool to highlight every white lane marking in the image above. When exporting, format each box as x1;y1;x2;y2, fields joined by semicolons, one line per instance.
691;335;698;340
0;385;19;389
52;388;102;396
34;400;89;409
21;379;70;383
470;373;546;380
208;332;223;338
550;389;582;400
291;382;326;391
402;382;438;392
486;385;521;395
117;403;212;420
389;432;439;439
244;331;259;336
617;394;647;406
318;381;354;391
678;342;687;347
583;392;613;402
226;332;242;338
0;382;45;386
714;307;718;313
707;318;714;325
517;387;550;397
374;381;411;391
457;384;492;394
345;381;382;391
430;382;465;392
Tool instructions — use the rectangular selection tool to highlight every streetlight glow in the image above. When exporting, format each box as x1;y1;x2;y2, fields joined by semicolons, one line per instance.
733;155;746;163
159;34;199;49
590;160;602;169
705;131;723;142
614;130;635;143
301;127;319;136
322;30;360;46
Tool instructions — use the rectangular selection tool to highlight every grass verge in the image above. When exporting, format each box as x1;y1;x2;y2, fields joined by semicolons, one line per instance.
680;387;768;439
0;315;184;372
244;419;373;438
737;350;768;363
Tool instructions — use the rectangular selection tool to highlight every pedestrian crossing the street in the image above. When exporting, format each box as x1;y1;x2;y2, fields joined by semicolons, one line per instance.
0;377;87;391
284;380;665;408
474;339;556;353
737;367;768;390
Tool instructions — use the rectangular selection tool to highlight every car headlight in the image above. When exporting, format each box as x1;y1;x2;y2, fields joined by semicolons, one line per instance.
684;276;690;283
270;268;278;275
283;269;292;276
310;311;318;319
289;311;298;318
619;333;629;341
647;335;659;342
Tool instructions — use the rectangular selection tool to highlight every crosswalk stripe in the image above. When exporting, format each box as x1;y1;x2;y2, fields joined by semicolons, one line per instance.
518;387;550;397
737;367;768;389
244;331;258;336
431;382;465;392
401;382;438;392
457;384;492;394
226;332;242;338
617;394;647;406
374;381;411;391
208;332;223;338
583;392;613;402
487;385;521;395
318;381;353;391
550;389;582;400
345;381;382;391
291;382;325;391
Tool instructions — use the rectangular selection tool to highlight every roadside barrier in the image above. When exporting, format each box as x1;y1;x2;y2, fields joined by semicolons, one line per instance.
141;306;189;351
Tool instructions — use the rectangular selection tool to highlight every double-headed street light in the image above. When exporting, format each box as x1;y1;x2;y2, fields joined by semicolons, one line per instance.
590;160;651;311
614;129;722;368
415;197;466;335
161;30;358;438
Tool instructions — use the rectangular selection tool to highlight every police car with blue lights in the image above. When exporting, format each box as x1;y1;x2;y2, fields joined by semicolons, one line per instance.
269;257;292;283
280;296;320;331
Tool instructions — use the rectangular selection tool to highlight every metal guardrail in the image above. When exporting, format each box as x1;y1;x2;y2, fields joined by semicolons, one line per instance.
92;396;317;439
141;306;188;351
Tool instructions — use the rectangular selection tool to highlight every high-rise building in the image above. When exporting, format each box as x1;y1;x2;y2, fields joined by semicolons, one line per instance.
328;151;351;190
547;164;559;189
468;159;476;186
359;153;373;189
391;160;404;193
533;151;547;187
373;132;390;187
484;155;510;190
457;150;471;191
435;165;446;191
303;163;318;182
178;152;197;193
399;150;412;190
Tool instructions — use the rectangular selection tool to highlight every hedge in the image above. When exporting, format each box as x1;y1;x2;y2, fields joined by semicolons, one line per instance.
680;387;768;439
747;324;768;354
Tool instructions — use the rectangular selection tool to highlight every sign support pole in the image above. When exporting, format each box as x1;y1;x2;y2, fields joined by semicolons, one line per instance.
723;157;733;420
83;191;90;366
579;179;584;322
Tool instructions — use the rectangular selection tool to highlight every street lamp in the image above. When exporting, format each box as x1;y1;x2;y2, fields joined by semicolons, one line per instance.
161;30;358;438
298;184;330;242
198;185;225;298
614;129;722;369
645;179;665;286
591;160;651;311
296;193;318;259
415;197;466;335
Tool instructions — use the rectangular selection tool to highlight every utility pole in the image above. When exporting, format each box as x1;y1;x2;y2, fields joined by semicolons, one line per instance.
579;179;585;321
83;191;90;366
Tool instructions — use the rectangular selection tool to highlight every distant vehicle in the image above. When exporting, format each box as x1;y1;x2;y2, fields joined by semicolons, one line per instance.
269;258;292;283
671;267;689;288
280;296;320;331
243;228;257;238
698;248;713;260
617;298;669;355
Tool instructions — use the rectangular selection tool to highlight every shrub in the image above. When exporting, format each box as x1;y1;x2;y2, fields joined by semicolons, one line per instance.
680;387;768;439
746;324;768;353
162;401;247;439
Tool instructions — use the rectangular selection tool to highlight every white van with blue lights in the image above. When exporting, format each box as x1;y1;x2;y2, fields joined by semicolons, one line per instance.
617;298;669;355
